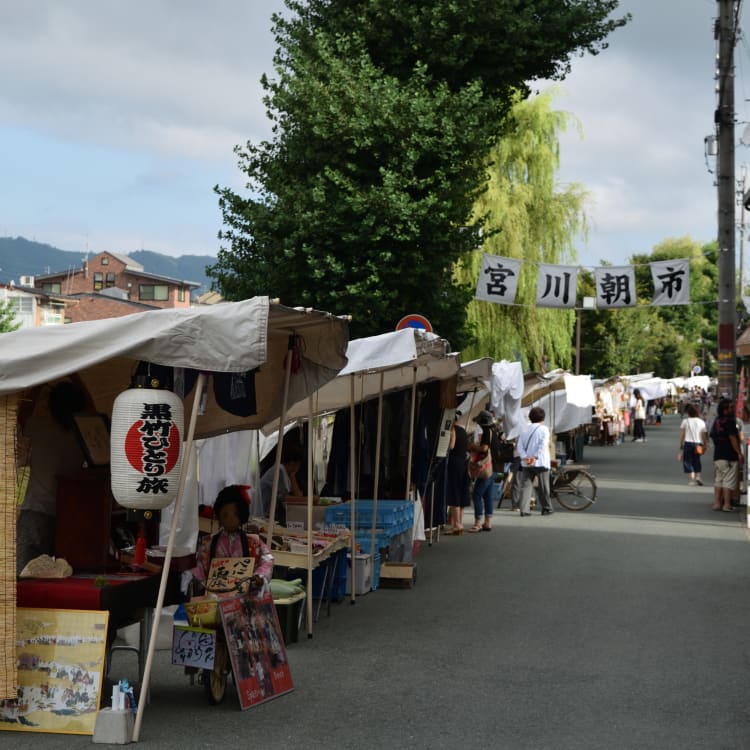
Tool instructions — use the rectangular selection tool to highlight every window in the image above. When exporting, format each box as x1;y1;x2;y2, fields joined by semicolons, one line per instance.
42;282;61;294
178;287;185;302
8;297;33;314
93;272;103;291
106;272;116;288
139;284;169;301
101;256;109;265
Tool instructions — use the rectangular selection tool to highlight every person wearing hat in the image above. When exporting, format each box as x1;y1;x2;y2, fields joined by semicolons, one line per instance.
191;484;274;592
468;410;495;532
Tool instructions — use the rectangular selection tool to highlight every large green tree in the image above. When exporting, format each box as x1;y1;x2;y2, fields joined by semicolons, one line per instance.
209;1;629;346
457;90;588;370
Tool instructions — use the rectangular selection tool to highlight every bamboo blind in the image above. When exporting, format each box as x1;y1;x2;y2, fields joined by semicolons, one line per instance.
0;394;18;699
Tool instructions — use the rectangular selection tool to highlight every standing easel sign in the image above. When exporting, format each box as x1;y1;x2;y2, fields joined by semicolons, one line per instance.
218;592;293;710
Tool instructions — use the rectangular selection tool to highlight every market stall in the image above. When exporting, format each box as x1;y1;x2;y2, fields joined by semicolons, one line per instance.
262;328;460;587
0;297;349;738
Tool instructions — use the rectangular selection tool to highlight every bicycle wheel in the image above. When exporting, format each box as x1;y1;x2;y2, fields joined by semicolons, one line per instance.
553;469;597;511
203;637;228;705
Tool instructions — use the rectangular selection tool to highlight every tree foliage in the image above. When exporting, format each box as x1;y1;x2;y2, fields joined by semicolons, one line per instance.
209;0;630;346
0;300;20;334
456;90;588;370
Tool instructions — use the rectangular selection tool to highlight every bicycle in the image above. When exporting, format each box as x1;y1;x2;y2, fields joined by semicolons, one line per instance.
498;461;597;511
549;462;597;510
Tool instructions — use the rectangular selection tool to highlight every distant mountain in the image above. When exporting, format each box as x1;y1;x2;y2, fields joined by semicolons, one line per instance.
0;237;216;293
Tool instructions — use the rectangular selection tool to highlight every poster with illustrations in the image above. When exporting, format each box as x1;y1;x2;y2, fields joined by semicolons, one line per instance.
219;592;293;710
0;608;109;735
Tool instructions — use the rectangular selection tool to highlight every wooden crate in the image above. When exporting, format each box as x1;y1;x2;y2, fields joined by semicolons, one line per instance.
378;562;417;589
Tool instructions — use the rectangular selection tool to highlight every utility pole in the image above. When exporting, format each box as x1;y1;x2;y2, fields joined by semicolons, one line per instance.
716;0;738;399
739;164;747;297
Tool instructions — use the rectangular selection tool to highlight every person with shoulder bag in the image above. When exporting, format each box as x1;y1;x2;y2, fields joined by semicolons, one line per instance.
678;402;708;486
467;410;495;532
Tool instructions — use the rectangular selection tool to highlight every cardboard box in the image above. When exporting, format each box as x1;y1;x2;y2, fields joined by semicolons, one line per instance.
284;503;333;529
379;562;417;588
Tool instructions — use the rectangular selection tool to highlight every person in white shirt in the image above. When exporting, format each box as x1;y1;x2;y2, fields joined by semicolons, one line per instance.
678;403;708;486
517;406;553;517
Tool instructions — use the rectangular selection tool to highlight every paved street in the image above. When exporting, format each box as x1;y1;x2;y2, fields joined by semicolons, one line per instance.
8;412;750;749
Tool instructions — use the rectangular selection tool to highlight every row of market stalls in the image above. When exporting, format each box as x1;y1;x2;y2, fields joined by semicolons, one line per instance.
0;298;599;739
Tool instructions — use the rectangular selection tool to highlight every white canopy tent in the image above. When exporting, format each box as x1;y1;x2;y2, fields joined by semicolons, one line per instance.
270;327;457;426
0;298;349;740
521;371;595;434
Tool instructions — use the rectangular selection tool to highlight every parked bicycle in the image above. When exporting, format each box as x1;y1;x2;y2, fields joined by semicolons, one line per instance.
549;463;597;510
498;461;598;511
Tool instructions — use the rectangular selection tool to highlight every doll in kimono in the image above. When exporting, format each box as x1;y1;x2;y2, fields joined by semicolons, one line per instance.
191;485;273;595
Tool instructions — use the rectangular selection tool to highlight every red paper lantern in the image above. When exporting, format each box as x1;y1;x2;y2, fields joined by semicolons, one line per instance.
110;388;184;510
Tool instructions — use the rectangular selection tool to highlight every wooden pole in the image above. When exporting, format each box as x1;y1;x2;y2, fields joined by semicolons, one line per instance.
349;375;356;604
369;372;384;578
266;338;294;546
306;395;314;637
133;372;205;742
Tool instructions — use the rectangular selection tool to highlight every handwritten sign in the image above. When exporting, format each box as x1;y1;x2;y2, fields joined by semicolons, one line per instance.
207;556;255;593
171;625;216;670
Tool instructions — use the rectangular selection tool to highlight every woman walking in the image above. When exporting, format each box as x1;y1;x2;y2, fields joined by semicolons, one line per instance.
632;388;647;442
678;403;708;485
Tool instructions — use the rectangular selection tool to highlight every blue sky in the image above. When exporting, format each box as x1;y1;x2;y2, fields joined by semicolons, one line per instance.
0;1;740;268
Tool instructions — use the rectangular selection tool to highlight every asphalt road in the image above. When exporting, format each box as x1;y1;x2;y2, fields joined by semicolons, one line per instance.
7;412;750;749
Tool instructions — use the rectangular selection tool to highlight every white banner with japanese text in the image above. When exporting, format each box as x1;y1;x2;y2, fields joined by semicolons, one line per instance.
475;257;693;309
536;264;579;308
650;259;690;306
594;266;636;308
475;253;522;305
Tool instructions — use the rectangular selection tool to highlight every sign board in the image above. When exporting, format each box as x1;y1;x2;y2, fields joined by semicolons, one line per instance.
219;592;294;710
693;365;702;375
396;314;432;332
207;556;255;593
435;408;456;458
171;625;217;670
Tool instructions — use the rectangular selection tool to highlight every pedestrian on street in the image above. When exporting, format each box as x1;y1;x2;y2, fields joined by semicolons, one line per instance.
467;410;495;532
517;406;554;517
678;402;708;486
709;398;744;512
632;388;646;442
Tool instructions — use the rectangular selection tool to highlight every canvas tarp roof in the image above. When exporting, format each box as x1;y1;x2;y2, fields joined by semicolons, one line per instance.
268;327;458;428
0;297;349;438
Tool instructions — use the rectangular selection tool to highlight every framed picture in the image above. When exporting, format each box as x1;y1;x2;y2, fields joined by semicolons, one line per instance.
0;608;109;735
72;413;110;467
219;592;293;710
